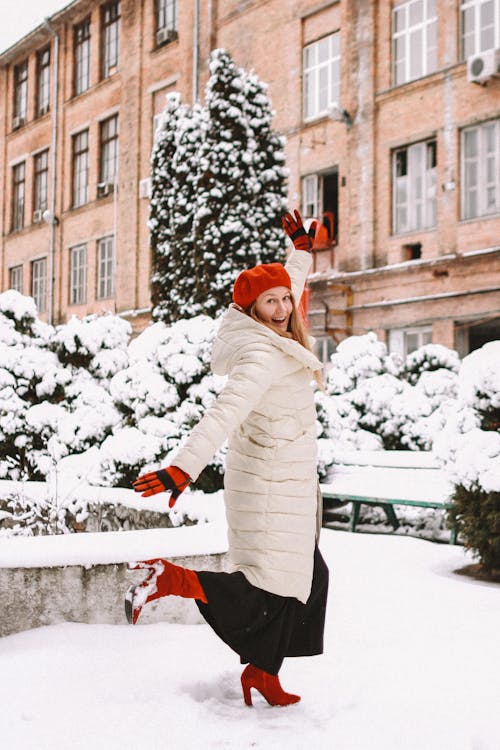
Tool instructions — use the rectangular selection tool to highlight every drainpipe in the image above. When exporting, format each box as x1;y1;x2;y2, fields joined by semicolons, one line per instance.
192;0;200;102
43;18;59;326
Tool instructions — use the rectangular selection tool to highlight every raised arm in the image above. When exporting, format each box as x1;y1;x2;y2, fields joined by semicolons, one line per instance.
281;209;317;300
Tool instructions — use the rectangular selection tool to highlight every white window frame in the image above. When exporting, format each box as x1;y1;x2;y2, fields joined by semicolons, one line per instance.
100;115;119;184
70;244;87;305
461;0;500;58
102;1;121;78
393;139;437;234
97;235;115;299
32;258;47;313
462;119;500;220
72;130;89;208
388;326;433;357
303;32;341;122
74;18;91;96
9;265;23;293
156;0;178;32
392;0;438;85
302;174;322;219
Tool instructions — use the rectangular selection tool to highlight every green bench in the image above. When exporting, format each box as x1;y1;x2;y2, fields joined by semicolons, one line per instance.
320;450;457;544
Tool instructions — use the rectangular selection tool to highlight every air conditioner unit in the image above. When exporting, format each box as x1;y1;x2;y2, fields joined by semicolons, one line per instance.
139;177;152;199
156;27;177;46
97;181;114;198
12;115;25;130
467;48;500;84
33;209;43;223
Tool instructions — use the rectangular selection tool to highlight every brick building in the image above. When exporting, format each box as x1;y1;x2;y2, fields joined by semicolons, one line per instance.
1;0;499;358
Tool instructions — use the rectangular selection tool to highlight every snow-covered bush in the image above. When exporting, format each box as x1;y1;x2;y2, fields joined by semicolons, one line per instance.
404;343;460;385
326;332;403;396
53;313;130;380
434;342;500;571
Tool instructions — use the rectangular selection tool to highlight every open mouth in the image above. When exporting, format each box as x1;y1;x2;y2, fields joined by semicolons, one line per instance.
272;317;288;326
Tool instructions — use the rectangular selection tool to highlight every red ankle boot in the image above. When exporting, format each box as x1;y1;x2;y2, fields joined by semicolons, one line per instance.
240;664;301;707
125;558;207;624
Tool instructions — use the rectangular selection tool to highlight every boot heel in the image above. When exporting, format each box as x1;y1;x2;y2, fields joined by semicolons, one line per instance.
241;678;253;706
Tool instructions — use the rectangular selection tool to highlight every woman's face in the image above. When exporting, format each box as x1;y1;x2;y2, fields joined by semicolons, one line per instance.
254;286;293;331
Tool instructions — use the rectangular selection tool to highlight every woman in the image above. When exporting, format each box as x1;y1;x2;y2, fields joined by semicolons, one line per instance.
127;210;329;707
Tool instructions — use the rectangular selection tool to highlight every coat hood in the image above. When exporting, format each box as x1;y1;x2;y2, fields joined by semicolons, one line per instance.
211;305;322;376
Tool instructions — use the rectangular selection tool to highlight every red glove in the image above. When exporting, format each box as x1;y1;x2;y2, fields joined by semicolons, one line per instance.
282;210;317;253
133;465;191;508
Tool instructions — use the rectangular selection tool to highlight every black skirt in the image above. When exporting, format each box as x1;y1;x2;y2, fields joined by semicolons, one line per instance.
196;545;329;675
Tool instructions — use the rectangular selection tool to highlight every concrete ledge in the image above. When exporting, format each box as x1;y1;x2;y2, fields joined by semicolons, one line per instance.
1;552;230;638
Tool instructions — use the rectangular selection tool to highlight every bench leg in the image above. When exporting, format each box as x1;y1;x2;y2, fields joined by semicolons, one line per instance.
382;504;400;531
350;502;361;532
449;526;458;545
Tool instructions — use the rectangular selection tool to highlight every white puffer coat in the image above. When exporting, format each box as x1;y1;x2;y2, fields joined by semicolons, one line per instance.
172;251;322;603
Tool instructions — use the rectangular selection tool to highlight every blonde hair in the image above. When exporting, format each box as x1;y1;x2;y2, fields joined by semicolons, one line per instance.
247;292;324;389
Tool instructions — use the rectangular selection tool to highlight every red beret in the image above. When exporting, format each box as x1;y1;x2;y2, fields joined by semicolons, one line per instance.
232;263;292;309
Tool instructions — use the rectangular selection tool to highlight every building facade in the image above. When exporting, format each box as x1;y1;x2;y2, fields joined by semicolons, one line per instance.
1;0;499;358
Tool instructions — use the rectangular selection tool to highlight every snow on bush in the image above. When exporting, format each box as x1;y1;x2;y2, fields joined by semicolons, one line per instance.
53;313;130;379
404;343;460;385
435;342;500;492
326;332;402;395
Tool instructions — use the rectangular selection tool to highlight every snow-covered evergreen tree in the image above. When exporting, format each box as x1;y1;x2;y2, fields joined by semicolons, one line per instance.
150;49;288;321
150;96;205;323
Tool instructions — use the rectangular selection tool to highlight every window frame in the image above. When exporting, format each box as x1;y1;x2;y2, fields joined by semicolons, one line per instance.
460;0;500;59
31;257;47;313
388;326;433;356
461;119;500;220
302;31;341;122
33;149;49;214
69;244;88;306
72;129;89;208
36;46;51;117
96;235;115;299
99;114;119;186
392;0;438;86
101;1;121;79
74;17;91;96
156;0;178;32
9;265;23;293
392;138;437;235
13;59;28;125
12;161;26;232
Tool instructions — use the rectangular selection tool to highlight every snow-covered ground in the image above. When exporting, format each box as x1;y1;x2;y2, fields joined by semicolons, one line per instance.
1;528;499;750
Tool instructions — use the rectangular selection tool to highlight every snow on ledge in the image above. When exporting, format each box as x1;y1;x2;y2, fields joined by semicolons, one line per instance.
0;519;229;569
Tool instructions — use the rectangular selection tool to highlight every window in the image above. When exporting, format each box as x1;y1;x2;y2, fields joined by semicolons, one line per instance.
388;326;432;356
302;171;339;243
462;119;500;219
36;47;50;116
9;266;23;293
461;0;499;58
13;60;28;126
393;0;438;85
156;0;178;44
99;115;118;187
74;18;91;95
34;150;49;215
101;1;120;78
393;140;437;234
97;236;115;298
314;336;336;367
72;130;89;208
303;32;341;121
32;258;47;313
12;162;26;232
70;244;87;305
